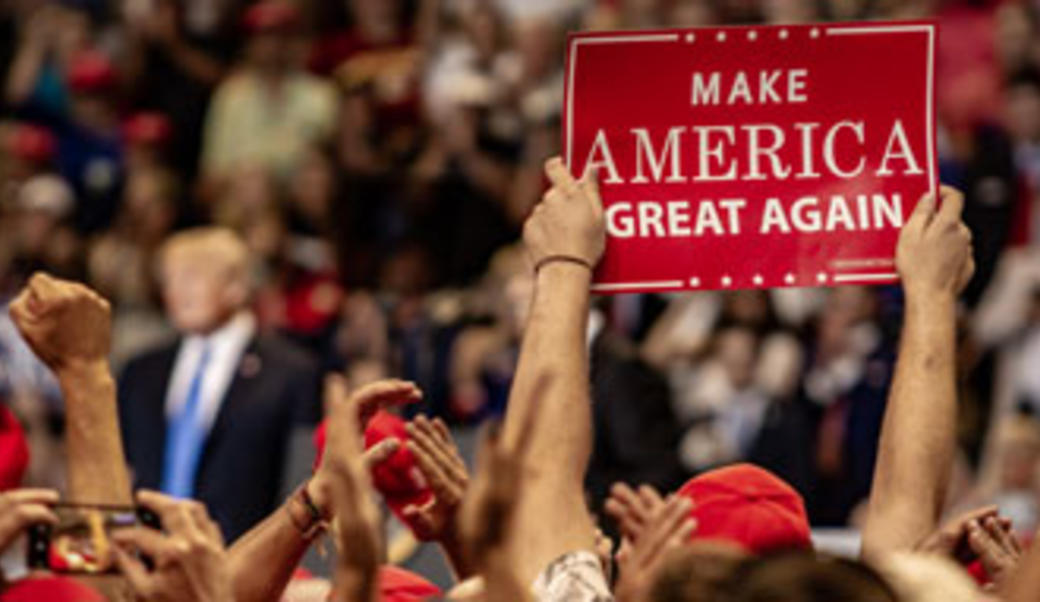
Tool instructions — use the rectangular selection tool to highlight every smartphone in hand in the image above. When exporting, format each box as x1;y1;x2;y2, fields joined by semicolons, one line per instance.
27;503;161;575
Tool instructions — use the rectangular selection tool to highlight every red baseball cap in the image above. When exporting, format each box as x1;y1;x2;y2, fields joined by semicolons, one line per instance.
312;411;434;533
676;463;812;554
123;112;172;146
242;0;299;33
0;576;106;602
6;124;56;164
66;50;117;93
363;412;434;524
0;405;29;491
378;566;442;602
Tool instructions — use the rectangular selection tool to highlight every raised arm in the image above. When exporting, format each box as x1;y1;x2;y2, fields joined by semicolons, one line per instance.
9;273;131;505
226;377;417;602
498;157;605;585
861;187;975;560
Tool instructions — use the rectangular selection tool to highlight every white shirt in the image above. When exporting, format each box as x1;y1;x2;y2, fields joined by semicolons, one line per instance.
164;311;257;433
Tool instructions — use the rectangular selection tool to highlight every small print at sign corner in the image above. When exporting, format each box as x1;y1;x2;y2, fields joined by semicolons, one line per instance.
563;21;938;294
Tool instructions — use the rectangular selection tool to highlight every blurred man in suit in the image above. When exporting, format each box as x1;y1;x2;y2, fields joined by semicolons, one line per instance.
118;227;320;541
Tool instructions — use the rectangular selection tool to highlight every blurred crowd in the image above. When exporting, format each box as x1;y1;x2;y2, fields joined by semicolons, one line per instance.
3;0;1040;542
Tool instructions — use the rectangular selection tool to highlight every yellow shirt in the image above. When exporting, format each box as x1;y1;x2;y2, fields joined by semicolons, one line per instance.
202;70;337;179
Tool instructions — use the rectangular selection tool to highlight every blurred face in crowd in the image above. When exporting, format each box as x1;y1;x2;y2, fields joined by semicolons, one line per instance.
70;92;117;132
10;178;73;257
816;287;876;358
714;0;761;22
462;4;501;60
13;208;60;256
716;327;758;390
512;19;560;83
159;231;250;335
724;291;771;328
43;6;92;61
995;3;1036;73
762;0;817;24
349;0;400;40
998;419;1040;491
826;286;876;323
874;0;937;19
671;0;716;26
246;32;294;73
1006;81;1040;144
620;0;668;27
289;148;334;224
124;170;176;241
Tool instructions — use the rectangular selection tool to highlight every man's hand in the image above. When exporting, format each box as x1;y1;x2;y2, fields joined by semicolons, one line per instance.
459;377;549;573
605;482;666;543
862;185;975;560
112;491;232;602
916;505;1002;557
916;506;1022;590
458;421;523;568
968;515;1022;591
613;495;696;602
0;489;58;554
896;187;975;300
8;272;112;374
310;375;421;515
456;415;534;602
402;415;469;542
523;158;606;269
315;375;384;602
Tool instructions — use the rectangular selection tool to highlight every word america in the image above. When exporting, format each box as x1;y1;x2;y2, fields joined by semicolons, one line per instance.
606;194;903;238
579;120;921;184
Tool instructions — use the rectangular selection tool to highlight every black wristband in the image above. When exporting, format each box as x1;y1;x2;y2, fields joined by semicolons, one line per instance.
534;255;594;274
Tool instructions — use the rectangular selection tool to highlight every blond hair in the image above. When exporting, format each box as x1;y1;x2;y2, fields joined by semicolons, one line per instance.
158;227;252;292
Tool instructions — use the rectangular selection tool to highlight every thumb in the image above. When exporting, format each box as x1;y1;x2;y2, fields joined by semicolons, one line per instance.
113;545;153;597
363;439;399;468
401;504;433;529
579;166;602;212
323;373;349;411
906;191;936;232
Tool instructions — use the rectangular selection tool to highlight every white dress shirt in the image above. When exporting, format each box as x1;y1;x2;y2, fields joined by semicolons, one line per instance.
164;311;257;433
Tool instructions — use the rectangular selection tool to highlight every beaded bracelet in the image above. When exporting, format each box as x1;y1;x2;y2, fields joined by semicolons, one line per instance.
287;481;329;540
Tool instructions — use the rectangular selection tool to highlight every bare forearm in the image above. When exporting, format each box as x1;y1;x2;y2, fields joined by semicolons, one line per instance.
331;568;377;602
1008;542;1040;602
228;500;313;602
459;152;511;201
439;532;477;580
864;295;957;555
161;40;224;86
485;551;535;602
504;263;593;476
61;361;132;504
5;42;45;105
503;262;597;584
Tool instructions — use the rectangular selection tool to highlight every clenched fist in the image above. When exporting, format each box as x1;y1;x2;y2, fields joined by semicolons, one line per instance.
8;272;112;373
896;186;975;300
523;157;606;270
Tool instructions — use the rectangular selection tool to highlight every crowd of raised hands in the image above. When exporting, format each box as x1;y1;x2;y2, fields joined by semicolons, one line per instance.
6;157;1040;602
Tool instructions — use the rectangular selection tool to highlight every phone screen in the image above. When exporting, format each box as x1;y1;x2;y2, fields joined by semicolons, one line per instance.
27;503;160;575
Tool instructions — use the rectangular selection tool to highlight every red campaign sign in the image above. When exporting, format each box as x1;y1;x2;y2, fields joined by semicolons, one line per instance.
563;21;938;294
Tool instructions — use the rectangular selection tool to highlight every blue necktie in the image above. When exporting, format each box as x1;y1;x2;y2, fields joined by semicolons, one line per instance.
161;345;212;498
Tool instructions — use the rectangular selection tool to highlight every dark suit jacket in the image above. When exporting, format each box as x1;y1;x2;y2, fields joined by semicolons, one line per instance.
118;334;321;541
586;330;686;533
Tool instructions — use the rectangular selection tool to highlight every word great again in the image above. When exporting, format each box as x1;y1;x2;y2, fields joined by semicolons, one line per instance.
606;194;903;238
